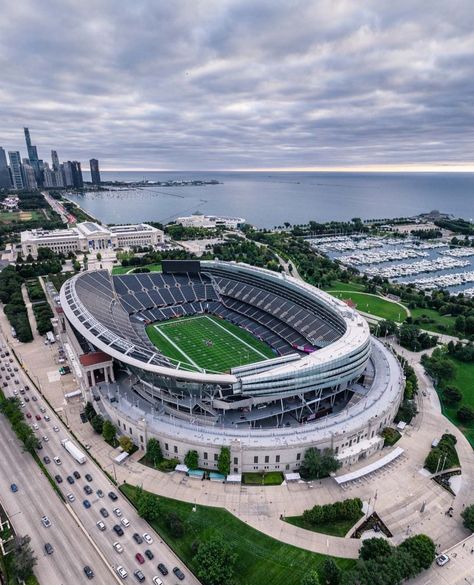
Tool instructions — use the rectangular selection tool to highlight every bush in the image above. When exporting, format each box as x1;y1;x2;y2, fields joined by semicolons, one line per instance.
302;499;362;527
194;537;237;585
381;427;401;446
461;504;474;531
457;406;474;423
359;538;392;561
424;433;459;473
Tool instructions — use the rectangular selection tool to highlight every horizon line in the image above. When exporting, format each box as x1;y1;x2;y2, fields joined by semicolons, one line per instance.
97;164;474;173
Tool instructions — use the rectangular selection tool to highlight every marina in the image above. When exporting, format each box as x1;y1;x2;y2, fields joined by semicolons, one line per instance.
309;235;474;295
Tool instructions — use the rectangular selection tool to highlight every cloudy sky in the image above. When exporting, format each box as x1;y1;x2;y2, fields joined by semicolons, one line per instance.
1;0;473;171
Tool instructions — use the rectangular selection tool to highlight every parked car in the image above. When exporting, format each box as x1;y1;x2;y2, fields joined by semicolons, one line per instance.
54;475;63;484
43;456;51;464
135;553;145;565
100;508;109;518
132;532;142;544
83;499;91;509
113;507;122;517
83;566;94;580
143;532;153;545
145;549;154;560
67;476;75;484
436;554;450;566
133;570;145;583
113;541;124;553
113;524;124;537
10;483;18;493
73;471;81;479
108;491;118;501
97;489;104;498
85;473;93;482
67;493;75;502
157;563;168;576
96;521;106;531
121;518;130;528
53;457;62;465
44;543;54;555
84;485;93;495
41;516;51;528
173;567;185;581
153;578;164;585
116;566;128;579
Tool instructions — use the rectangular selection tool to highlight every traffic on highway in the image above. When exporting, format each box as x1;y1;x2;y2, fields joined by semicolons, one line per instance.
0;339;198;585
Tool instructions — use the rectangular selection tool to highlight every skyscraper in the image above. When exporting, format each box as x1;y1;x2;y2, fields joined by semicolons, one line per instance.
62;162;74;187
21;162;38;190
23;127;43;186
89;158;101;185
0;147;12;189
51;150;60;171
24;127;38;162
8;151;24;190
71;161;83;188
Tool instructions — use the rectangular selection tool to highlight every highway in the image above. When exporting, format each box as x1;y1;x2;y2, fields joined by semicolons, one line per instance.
0;401;112;584
0;340;199;585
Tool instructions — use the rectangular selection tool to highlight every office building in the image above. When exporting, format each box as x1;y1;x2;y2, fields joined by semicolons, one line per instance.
51;150;60;172
0;147;12;189
21;222;164;258
8;151;24;190
24;127;43;186
71;161;83;188
89;159;101;185
21;162;38;190
62;162;74;187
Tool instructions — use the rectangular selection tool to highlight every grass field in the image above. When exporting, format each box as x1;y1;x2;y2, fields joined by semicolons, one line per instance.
323;281;366;293
112;263;162;275
120;484;355;585
327;290;408;321
146;314;275;372
285;513;363;538
0;210;42;223
439;358;474;448
411;307;457;335
242;472;284;485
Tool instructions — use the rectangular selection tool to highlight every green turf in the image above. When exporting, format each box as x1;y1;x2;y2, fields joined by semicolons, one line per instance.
285;513;363;538
112;263;162;275
120;484;355;585
0;210;42;223
146;314;275;373
242;472;284;485
326;290;408;321
438;358;474;448
411;307;456;335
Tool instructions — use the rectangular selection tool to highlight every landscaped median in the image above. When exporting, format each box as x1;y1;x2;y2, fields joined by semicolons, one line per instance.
119;483;355;585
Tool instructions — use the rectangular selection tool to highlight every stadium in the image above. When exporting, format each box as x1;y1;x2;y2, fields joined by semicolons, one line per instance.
60;260;404;474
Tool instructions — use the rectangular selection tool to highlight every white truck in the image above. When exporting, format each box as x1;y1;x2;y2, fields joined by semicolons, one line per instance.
61;439;87;465
46;331;56;344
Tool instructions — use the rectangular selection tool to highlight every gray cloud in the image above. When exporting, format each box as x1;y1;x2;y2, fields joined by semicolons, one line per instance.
1;0;473;170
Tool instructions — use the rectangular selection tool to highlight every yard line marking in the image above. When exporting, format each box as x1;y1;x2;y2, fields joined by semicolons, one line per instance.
204;315;268;359
153;325;201;371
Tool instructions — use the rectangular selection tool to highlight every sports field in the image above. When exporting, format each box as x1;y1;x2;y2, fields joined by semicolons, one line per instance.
146;314;275;373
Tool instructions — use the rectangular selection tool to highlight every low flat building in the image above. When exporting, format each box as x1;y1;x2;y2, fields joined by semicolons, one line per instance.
21;221;164;258
175;213;245;229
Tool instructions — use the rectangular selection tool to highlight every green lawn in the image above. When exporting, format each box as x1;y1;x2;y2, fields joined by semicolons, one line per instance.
242;472;284;485
146;314;275;373
0;210;42;223
326;290;408;321
439;358;474;448
285;513;363;538
120;484;355;585
411;307;456;335
112;263;162;275
323;281;366;293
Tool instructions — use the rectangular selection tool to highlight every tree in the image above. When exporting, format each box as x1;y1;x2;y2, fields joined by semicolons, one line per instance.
217;446;230;476
318;558;342;585
102;420;117;444
146;438;163;466
443;386;462;405
194;537;237;585
301;571;320;585
84;401;96;421
136;487;161;521
11;535;37;581
461;504;474;531
300;448;341;480
398;534;435;571
91;414;104;434
359;538;392;561
184;450;199;470
119;434;134;453
457;406;474;422
166;511;185;538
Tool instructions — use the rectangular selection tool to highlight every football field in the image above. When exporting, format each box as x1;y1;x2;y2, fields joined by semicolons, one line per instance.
146;314;275;373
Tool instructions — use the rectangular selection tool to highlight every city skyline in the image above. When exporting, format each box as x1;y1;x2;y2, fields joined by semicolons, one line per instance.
1;1;473;172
